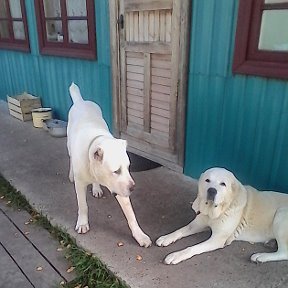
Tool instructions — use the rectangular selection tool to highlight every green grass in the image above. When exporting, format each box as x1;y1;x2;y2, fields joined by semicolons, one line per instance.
0;174;128;288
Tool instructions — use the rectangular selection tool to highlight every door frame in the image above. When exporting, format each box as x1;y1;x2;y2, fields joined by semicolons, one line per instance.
109;0;191;172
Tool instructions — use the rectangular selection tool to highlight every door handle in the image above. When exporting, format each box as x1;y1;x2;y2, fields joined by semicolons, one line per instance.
118;14;124;29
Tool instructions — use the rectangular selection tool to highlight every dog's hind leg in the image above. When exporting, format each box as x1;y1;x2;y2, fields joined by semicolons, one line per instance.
69;158;74;182
92;183;104;198
251;207;288;263
75;180;90;234
116;195;152;247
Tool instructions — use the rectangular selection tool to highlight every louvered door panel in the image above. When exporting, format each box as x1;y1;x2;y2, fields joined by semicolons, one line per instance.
118;0;188;169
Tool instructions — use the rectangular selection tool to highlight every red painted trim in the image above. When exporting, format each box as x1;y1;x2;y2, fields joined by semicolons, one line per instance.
34;0;96;60
233;0;288;80
0;0;30;52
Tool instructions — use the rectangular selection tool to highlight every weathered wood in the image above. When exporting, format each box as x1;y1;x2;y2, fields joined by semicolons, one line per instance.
151;99;170;110
125;42;171;54
112;0;190;171
127;114;143;125
127;101;144;111
125;0;173;12
127;87;144;97
151;106;170;118
109;0;120;136
151;67;171;78
127;80;144;89
127;72;144;82
143;53;151;132
126;64;144;73
127;93;144;104
151;92;170;102
151;76;171;86
7;94;41;122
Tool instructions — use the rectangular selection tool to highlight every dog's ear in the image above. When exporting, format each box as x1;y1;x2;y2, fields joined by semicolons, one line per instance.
94;147;104;162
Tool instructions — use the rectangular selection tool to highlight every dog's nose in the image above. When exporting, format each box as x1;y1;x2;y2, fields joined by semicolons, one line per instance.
207;187;217;201
129;182;135;192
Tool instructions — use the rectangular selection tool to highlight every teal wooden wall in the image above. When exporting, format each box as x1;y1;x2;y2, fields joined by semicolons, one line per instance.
184;0;288;193
1;0;288;193
0;0;112;125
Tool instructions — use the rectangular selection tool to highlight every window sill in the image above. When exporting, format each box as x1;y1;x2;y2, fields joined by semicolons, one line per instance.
39;46;96;60
233;59;288;80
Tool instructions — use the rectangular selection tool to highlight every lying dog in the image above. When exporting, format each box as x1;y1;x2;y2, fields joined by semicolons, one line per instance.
67;83;151;247
157;167;288;264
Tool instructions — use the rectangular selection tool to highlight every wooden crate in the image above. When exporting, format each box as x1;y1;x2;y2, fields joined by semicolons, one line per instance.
7;93;41;121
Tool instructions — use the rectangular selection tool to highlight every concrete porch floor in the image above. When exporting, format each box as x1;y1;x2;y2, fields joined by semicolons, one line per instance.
0;101;288;288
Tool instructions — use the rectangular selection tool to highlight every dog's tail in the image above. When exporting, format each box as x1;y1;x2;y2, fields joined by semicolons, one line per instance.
69;82;83;103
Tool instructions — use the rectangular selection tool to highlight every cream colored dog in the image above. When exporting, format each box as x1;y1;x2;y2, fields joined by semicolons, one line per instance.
67;83;151;247
157;167;288;264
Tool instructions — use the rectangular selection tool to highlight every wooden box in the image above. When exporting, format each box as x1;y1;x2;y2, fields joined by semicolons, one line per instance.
7;93;42;121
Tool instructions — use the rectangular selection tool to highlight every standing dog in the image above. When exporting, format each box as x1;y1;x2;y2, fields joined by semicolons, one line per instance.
157;167;288;264
67;83;151;247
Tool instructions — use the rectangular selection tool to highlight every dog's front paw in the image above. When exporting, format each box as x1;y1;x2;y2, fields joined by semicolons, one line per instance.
164;251;185;265
250;252;272;263
75;221;90;234
134;232;152;248
156;235;175;247
92;184;104;198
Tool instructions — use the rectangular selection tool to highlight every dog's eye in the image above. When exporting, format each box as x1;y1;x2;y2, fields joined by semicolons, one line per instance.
220;182;226;187
205;179;210;183
113;168;121;175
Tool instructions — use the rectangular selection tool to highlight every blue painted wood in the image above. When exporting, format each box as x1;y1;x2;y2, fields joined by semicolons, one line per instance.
0;0;111;126
185;0;288;192
1;0;288;193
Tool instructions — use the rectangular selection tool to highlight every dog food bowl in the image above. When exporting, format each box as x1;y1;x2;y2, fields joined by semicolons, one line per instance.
42;119;67;137
31;107;52;128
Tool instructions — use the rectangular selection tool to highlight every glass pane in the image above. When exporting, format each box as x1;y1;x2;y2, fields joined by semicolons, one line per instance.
13;21;25;39
9;0;22;18
0;0;8;17
66;0;87;17
265;0;288;3
258;10;288;51
68;20;88;44
46;20;63;42
43;0;61;17
0;21;9;39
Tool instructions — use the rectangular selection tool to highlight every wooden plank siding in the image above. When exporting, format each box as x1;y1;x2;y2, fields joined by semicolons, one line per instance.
111;0;190;171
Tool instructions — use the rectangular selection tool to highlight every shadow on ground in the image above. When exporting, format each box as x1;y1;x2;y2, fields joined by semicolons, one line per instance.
128;152;161;172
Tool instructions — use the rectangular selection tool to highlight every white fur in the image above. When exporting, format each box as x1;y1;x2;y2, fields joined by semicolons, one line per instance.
67;83;151;247
156;167;288;264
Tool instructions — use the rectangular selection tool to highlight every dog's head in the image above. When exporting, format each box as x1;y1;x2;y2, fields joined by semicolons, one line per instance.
192;167;243;219
89;139;135;197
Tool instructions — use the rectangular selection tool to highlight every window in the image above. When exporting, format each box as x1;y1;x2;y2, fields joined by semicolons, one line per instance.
233;0;288;80
34;0;96;59
0;0;30;51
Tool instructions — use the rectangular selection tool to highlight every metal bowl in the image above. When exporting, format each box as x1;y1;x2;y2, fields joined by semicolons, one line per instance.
42;119;67;137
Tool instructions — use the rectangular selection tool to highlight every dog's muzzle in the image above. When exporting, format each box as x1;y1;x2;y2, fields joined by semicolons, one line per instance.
207;187;217;201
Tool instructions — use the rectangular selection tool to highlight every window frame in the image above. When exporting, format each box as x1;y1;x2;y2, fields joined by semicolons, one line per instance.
0;0;30;52
233;0;288;80
34;0;96;60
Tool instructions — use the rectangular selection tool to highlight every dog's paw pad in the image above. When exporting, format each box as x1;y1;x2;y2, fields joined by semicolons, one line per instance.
134;233;152;248
156;236;174;247
75;223;90;234
164;252;182;265
92;189;104;198
92;185;104;198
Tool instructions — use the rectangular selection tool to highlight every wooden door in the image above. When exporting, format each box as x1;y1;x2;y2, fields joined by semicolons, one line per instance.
109;0;190;172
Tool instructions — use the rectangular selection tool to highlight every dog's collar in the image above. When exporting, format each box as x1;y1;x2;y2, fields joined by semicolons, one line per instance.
88;134;113;152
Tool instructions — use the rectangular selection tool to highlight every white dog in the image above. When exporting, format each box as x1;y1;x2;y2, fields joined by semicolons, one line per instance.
67;83;151;247
157;167;288;264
